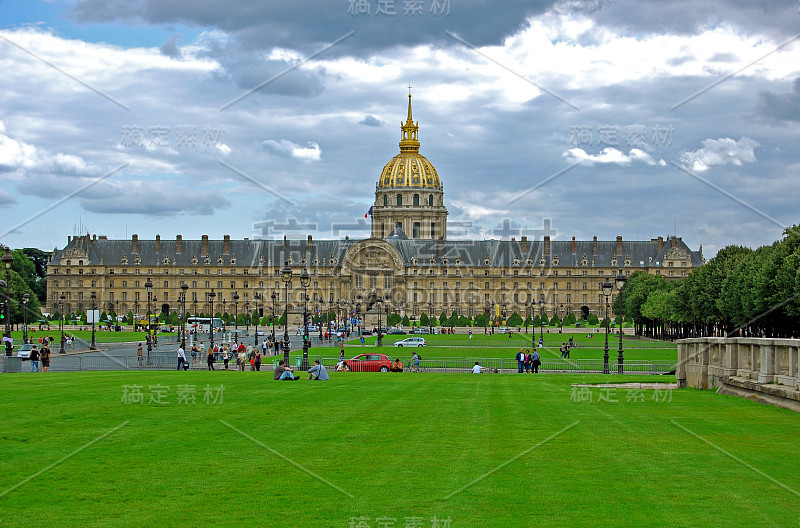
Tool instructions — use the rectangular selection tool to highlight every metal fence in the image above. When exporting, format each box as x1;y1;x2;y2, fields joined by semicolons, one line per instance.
2;354;179;373
3;353;675;375
286;356;676;375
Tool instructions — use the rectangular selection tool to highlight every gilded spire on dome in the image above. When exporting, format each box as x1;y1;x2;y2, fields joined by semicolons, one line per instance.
400;89;420;153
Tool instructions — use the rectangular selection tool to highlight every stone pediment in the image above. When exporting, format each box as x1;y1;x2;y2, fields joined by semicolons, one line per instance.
664;246;690;261
342;238;404;274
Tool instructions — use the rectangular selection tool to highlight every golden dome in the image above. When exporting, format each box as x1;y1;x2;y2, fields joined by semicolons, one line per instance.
377;93;442;190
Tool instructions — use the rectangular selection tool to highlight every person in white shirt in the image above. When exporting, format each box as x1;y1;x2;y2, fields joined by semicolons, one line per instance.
472;362;486;373
176;345;187;370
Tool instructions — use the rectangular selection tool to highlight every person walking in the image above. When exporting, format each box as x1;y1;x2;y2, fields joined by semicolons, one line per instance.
40;344;51;373
207;348;215;370
531;350;541;373
524;349;532;373
30;345;40;372
222;346;230;370
254;349;262;371
176;343;187;370
238;348;246;371
136;343;143;367
191;344;198;365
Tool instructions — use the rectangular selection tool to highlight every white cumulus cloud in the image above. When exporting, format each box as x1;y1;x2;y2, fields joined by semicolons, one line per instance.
562;147;665;166
679;137;760;172
262;139;321;163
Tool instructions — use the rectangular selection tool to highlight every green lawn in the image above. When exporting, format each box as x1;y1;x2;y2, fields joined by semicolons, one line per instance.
1;372;798;527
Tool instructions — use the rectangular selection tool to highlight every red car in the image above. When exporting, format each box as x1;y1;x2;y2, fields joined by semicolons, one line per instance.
343;353;393;372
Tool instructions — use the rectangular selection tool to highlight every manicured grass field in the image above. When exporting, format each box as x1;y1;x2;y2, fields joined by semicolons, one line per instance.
1;372;798;527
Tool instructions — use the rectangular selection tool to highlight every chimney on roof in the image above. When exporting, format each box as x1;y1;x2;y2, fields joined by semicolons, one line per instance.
93;234;97;242
132;234;139;253
671;236;678;248
616;236;623;256
592;236;597;255
223;235;231;254
656;236;664;252
521;236;528;253
283;235;288;248
176;235;183;253
511;237;515;242
98;236;107;240
307;235;313;252
437;237;444;258
201;235;209;256
544;236;551;256
155;234;161;253
571;236;576;254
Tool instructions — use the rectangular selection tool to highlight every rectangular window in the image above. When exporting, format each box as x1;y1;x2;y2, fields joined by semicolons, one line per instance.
413;222;420;239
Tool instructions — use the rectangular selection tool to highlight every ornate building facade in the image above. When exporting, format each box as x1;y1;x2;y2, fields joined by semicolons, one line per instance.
47;96;703;325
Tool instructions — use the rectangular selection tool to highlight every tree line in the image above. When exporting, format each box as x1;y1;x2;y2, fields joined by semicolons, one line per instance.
614;225;800;340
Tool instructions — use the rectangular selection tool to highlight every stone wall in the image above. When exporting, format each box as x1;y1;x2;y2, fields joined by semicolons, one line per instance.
677;337;800;411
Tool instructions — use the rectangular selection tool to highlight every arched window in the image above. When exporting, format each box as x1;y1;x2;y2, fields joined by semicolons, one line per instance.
413;194;419;206
428;194;434;206
383;194;388;206
397;194;403;206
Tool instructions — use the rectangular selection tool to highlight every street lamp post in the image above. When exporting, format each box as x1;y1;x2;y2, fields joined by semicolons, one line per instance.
59;293;66;353
253;293;261;348
525;301;530;334
222;299;227;333
145;278;153;362
245;299;250;338
428;299;433;335
209;289;216;350
376;296;384;347
1;247;11;347
602;279;613;375
538;298;544;344
90;291;97;350
270;291;277;345
615;268;627;374
180;283;188;348
22;292;30;344
328;295;333;342
300;268;311;370
281;261;292;366
233;292;239;344
560;303;564;333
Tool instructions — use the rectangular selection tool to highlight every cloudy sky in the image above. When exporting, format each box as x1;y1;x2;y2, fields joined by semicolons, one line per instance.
1;0;798;257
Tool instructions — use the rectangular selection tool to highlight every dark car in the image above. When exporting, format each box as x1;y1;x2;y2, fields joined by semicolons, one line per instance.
387;328;406;335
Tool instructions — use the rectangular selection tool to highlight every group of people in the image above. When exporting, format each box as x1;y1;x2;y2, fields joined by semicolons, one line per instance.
560;337;577;358
273;359;329;381
515;348;542;373
25;344;52;372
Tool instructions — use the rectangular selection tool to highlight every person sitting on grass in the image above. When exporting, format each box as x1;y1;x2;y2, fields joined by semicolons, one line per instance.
472;361;487;373
307;360;329;380
273;359;299;380
390;358;403;372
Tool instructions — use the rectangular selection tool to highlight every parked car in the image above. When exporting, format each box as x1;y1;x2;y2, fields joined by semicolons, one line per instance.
360;329;373;337
393;337;427;347
410;327;430;334
387;328;407;335
17;343;34;360
342;353;392;372
497;326;510;334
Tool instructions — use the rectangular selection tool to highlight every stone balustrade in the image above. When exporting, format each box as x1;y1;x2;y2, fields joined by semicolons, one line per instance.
677;337;800;411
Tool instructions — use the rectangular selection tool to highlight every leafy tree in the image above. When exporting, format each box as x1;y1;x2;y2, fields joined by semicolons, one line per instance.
474;312;488;327
439;311;447;325
387;313;401;326
458;315;472;326
506;312;523;326
564;313;577;326
549;314;560;326
419;312;429;327
401;314;410;326
540;313;549;325
587;313;599;325
445;310;458;327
